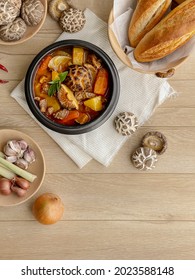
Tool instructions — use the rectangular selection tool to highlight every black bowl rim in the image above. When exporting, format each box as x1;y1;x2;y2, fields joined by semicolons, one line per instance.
25;39;120;135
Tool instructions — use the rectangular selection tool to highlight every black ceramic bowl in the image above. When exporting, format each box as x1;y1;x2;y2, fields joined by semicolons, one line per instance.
25;40;120;134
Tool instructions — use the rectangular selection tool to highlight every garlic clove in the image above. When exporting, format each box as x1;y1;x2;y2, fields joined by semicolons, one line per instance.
17;140;28;157
5;155;18;163
23;147;36;164
8;140;22;154
17;140;28;151
15;158;29;170
3;143;18;157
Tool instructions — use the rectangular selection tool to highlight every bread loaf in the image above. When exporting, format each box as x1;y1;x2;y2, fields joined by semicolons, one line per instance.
134;0;195;62
128;0;171;48
174;0;186;4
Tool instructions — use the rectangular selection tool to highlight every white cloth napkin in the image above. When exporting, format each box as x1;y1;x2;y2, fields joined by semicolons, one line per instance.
11;9;175;168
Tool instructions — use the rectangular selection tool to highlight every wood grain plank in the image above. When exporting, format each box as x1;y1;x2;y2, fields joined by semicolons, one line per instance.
0;126;194;173
2;107;195;126
145;108;195;126
164;80;195;108
171;54;195;80
0;220;194;259
1;174;195;221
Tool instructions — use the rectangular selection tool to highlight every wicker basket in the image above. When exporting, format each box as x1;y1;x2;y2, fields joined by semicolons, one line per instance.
108;8;190;77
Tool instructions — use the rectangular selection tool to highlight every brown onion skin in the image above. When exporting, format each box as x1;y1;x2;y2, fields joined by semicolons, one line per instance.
32;193;64;225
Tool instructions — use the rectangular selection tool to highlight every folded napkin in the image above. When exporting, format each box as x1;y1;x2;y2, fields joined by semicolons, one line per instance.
11;9;175;168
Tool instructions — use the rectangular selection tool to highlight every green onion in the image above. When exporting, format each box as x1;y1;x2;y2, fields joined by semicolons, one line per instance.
0;165;15;179
0;152;5;158
0;156;37;183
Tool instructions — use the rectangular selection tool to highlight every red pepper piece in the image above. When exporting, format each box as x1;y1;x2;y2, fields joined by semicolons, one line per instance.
0;79;8;84
0;64;8;72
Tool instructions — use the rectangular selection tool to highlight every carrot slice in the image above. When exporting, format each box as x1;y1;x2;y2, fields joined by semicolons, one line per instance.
37;55;53;74
94;68;108;95
58;110;80;124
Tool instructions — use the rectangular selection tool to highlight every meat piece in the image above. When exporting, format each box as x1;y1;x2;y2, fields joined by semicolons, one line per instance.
84;63;97;84
47;107;54;115
39;99;47;113
53;109;69;120
74;91;96;101
34;96;41;102
87;54;102;69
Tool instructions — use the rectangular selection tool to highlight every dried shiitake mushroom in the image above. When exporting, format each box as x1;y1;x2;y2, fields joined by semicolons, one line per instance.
131;147;158;171
49;0;70;21
141;131;167;155
21;0;44;26
59;7;86;33
13;0;22;16
0;17;27;42
114;112;138;136
155;68;175;78
0;0;21;25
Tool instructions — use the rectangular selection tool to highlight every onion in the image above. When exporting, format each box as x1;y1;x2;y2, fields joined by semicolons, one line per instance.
0;178;12;195
11;185;27;197
15;177;30;190
32;193;64;225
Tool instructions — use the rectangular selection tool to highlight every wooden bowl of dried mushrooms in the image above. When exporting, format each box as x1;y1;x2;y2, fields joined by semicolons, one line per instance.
0;0;47;45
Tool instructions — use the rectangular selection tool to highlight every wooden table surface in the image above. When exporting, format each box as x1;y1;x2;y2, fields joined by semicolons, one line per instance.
0;0;195;260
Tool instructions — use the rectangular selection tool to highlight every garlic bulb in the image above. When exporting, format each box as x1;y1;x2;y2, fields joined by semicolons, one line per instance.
3;139;36;169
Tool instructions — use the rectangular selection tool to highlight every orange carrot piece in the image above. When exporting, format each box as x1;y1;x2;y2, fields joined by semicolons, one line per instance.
59;110;80;124
94;68;109;95
37;55;52;74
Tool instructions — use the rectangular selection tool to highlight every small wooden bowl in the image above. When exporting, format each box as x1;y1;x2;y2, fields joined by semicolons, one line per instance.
0;0;47;46
0;129;46;207
108;9;189;76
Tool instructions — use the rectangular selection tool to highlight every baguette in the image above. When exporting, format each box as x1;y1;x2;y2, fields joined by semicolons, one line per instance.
128;0;172;48
134;0;195;62
174;0;186;4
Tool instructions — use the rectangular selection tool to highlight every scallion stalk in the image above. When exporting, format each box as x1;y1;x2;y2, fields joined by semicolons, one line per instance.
0;156;37;182
0;152;5;158
0;164;15;179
